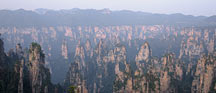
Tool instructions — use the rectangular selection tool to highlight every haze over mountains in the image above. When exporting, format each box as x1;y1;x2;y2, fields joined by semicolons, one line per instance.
0;8;215;27
0;8;216;93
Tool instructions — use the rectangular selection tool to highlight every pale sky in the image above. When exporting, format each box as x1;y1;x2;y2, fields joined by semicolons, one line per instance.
0;0;215;16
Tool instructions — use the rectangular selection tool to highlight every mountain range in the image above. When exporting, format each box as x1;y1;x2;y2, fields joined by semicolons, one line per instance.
0;8;215;27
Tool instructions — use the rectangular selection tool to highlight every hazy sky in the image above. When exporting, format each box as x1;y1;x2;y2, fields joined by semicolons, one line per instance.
0;0;215;16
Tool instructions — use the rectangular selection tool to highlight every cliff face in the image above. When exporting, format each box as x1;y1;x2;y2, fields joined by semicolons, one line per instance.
0;36;7;92
60;25;216;93
114;45;182;93
1;25;215;84
191;53;216;93
61;40;68;59
64;39;215;93
28;43;51;93
1;25;216;93
0;36;6;69
64;41;128;93
135;42;151;62
0;36;62;93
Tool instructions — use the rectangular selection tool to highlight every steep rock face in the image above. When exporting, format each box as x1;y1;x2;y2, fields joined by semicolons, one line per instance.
159;54;184;93
61;40;68;59
65;41;128;93
113;50;185;93
17;60;24;93
94;40;105;67
113;42;159;93
179;29;216;59
135;42;151;62
16;44;23;56
112;45;130;92
84;40;93;57
1;25;215;84
1;36;61;93
0;36;7;92
0;36;6;68
1;25;216;93
64;39;214;93
191;53;216;93
64;41;89;93
28;43;51;93
74;43;86;69
113;63;132;93
179;37;204;59
64;62;84;92
0;42;30;93
14;44;26;93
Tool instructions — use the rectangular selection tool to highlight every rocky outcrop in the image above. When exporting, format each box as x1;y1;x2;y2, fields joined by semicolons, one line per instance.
28;42;51;93
0;35;7;92
191;53;216;93
64;37;215;93
1;25;216;93
1;25;215;85
0;38;62;93
61;40;68;59
64;62;83;91
179;37;204;59
0;35;6;68
135;42;151;62
74;43;86;69
18;60;24;93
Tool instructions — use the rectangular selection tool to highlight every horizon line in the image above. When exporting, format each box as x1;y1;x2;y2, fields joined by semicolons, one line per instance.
0;8;213;17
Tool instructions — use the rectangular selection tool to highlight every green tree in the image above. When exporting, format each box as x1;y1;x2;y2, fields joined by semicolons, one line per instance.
68;85;77;93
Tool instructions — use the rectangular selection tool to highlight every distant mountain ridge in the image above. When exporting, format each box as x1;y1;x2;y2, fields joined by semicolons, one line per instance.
0;8;214;27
